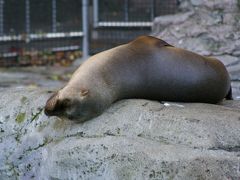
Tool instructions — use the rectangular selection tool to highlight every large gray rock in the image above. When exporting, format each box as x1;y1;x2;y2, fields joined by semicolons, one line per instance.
178;0;238;12
152;0;240;80
0;88;240;179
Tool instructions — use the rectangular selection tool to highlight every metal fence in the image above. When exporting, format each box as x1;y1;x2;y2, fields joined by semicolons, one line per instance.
0;0;85;66
0;0;177;66
91;0;177;53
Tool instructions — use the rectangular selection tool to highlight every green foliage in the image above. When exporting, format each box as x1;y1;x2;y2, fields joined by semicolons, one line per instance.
15;112;26;123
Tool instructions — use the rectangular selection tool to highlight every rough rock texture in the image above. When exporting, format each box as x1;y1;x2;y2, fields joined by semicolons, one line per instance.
152;0;240;98
0;88;240;179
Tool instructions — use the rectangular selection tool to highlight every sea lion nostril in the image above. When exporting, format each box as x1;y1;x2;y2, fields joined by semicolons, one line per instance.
44;104;55;116
44;108;50;116
44;105;59;116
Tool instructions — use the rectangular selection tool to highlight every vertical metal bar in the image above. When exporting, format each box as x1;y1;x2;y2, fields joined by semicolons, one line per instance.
82;0;89;60
0;0;3;36
151;0;155;20
52;0;57;32
124;0;129;22
25;0;30;34
93;0;98;28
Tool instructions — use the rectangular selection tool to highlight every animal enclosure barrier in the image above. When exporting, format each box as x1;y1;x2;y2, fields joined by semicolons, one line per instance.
0;0;177;66
90;0;177;54
0;0;85;66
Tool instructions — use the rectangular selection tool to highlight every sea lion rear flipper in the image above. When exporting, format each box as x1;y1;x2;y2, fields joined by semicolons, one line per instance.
225;86;233;100
156;39;174;48
131;36;174;48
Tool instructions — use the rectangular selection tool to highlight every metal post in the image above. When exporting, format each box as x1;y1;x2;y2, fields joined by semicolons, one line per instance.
151;0;155;21
25;0;30;34
124;0;129;22
82;0;89;60
0;0;3;36
52;0;57;33
93;0;98;28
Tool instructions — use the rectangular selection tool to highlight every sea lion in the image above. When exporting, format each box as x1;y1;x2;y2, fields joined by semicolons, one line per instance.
44;36;232;122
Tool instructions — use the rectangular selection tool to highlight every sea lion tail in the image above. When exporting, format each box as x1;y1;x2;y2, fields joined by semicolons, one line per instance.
225;86;233;100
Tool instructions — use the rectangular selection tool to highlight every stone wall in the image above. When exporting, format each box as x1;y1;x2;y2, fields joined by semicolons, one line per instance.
152;0;240;97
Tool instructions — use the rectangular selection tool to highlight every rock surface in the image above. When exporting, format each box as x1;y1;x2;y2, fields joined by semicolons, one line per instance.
0;88;240;179
152;2;240;65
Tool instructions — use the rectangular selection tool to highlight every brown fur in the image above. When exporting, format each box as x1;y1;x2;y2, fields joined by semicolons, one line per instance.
45;36;231;122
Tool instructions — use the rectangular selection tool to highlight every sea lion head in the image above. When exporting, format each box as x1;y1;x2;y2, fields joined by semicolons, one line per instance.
44;87;102;122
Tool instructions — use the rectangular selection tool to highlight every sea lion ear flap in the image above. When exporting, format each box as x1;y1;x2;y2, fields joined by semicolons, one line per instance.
80;89;89;98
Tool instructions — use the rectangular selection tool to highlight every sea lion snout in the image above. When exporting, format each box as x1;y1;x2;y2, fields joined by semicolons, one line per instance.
44;92;59;116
